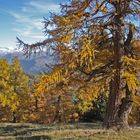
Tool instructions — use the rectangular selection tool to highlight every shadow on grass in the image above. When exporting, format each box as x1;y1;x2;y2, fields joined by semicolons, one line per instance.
16;135;51;140
0;125;30;136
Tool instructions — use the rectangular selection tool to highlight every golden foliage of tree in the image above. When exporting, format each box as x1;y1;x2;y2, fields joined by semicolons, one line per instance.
17;0;140;128
129;94;140;124
0;57;30;122
10;57;30;122
0;59;13;122
31;72;77;123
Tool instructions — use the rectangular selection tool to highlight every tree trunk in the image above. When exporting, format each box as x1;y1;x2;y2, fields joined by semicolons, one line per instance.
53;95;62;123
35;96;38;112
103;9;133;129
12;111;16;123
104;82;133;129
103;79;120;128
117;84;133;128
103;21;122;128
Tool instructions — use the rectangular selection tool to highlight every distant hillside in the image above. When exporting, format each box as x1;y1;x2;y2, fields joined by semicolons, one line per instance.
0;47;53;74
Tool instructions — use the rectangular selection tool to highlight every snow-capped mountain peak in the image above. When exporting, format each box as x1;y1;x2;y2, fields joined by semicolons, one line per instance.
0;47;20;54
0;47;54;74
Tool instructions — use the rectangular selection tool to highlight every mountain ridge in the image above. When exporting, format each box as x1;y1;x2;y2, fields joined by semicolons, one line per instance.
0;47;52;74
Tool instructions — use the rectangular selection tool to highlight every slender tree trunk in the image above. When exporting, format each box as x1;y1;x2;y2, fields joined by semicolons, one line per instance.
12;111;16;123
53;95;61;123
35;96;38;112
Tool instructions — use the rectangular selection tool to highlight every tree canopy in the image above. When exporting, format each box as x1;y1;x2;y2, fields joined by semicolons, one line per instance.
17;0;140;128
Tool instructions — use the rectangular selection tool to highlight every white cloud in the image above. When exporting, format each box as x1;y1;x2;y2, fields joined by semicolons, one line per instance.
23;1;60;13
9;12;44;39
0;40;16;49
13;26;44;39
10;12;43;30
9;0;60;41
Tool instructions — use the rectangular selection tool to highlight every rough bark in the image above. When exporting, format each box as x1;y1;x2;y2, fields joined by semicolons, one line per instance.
104;82;133;129
117;84;133;128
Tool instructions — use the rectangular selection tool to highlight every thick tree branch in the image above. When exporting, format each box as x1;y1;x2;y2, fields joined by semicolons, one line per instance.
124;24;133;55
86;60;114;81
124;25;133;47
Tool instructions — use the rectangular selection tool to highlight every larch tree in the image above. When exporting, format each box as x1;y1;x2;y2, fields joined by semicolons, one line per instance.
0;58;30;122
17;0;140;129
0;59;13;121
9;57;30;123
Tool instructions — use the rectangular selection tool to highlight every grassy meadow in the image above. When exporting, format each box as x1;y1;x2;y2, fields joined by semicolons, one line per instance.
0;123;139;140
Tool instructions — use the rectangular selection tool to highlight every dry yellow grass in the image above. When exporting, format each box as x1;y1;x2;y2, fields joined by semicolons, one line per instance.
0;123;139;140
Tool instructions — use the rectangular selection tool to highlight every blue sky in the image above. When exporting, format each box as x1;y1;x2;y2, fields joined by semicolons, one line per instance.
0;0;68;49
